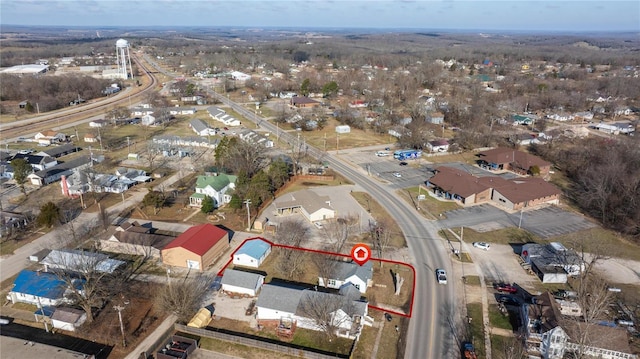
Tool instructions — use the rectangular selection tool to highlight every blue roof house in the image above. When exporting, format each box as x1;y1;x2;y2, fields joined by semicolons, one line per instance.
7;270;77;307
232;238;272;268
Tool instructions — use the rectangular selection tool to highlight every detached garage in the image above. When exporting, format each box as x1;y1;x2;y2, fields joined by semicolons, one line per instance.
233;238;272;268
220;269;265;297
161;224;229;271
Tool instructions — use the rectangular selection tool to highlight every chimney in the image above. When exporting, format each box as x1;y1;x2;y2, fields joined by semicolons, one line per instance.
60;175;70;197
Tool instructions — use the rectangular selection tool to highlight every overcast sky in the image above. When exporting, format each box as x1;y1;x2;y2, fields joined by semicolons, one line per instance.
1;1;639;32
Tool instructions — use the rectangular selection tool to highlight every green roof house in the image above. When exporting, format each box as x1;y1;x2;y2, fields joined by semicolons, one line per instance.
189;174;237;208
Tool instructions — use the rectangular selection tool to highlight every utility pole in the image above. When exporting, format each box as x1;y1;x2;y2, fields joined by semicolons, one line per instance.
336;133;340;154
126;136;131;154
114;304;127;347
518;209;524;229
243;199;251;231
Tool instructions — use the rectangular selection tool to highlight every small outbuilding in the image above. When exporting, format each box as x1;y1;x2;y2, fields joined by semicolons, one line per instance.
233;238;272;268
335;125;351;134
51;307;87;332
220;268;265;297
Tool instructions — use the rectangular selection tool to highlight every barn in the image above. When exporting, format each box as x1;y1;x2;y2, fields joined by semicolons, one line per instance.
161;224;229;271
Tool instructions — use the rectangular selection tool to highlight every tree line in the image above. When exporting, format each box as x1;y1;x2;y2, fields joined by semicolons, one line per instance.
531;137;640;239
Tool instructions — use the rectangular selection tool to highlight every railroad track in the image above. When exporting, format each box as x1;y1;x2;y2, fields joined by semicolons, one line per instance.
1;54;159;142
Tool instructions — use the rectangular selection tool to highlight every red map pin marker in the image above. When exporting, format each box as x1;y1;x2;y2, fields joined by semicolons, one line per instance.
351;243;371;266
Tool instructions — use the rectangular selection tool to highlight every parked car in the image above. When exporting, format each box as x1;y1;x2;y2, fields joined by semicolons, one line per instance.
314;222;323;229
494;283;518;294
436;269;447;284
473;242;490;250
393;172;402;178
496;294;520;305
399;161;408;166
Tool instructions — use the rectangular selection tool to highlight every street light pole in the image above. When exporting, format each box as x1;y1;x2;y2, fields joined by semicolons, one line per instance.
243;199;251;231
114;304;127;347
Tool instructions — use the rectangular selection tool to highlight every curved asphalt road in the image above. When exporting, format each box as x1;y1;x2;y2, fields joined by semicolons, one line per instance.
142;57;459;357
212;94;458;359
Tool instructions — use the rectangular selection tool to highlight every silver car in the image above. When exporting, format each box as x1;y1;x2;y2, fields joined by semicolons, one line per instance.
436;269;447;284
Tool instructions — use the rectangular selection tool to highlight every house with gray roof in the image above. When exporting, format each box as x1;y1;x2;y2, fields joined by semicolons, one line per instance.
318;260;373;294
233;238;272;268
189;119;215;136
255;283;371;339
189;173;237;208
220;268;265;297
41;249;125;274
274;189;336;223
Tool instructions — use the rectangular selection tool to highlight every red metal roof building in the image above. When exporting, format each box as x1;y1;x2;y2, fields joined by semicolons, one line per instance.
161;224;229;271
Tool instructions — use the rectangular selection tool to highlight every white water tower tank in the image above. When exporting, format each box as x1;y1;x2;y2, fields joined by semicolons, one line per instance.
115;39;133;80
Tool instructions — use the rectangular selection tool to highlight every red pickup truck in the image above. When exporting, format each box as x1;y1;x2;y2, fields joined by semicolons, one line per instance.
494;283;518;294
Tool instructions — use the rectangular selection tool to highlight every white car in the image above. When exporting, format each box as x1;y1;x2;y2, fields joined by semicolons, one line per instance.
473;242;490;250
313;222;323;229
436;269;447;284
392;172;402;178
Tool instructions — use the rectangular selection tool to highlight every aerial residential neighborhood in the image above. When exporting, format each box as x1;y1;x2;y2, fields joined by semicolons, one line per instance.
0;4;639;359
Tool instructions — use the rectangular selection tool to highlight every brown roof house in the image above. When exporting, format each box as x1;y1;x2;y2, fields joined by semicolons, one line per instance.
427;166;561;210
290;96;321;108
100;221;175;259
521;292;637;359
426;166;493;205
491;177;561;211
161;224;229;271
477;148;551;177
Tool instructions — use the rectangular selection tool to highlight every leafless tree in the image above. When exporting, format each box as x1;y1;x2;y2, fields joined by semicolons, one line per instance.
225;139;269;177
499;336;528;359
46;249;125;323
297;291;359;340
311;252;341;290
272;219;309;279
321;214;360;253
155;271;213;324
369;218;394;266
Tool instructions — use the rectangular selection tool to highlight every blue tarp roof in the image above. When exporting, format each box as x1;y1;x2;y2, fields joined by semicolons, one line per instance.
235;239;271;260
34;306;56;317
12;270;67;300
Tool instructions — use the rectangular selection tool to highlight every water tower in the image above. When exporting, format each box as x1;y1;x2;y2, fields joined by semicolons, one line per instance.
115;39;133;80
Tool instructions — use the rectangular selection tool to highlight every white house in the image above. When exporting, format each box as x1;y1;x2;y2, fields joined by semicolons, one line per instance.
426;139;450;153
41;249;125;274
230;71;252;82
520;242;584;283
169;107;197;115
274;189;336;223
189;119;215;136
318;260;373;294
89;119;108;128
335;125;351;134
255;284;371;340
141;114;156;126
34;130;66;145
233;238;272;268
220;268;265;297
7;270;78;307
51;307;87;332
522;292;569;359
189;173;237;207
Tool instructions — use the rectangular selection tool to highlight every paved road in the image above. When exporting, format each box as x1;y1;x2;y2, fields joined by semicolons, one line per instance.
210;91;457;359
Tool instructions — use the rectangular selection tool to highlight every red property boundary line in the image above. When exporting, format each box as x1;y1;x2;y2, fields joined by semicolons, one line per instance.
218;236;416;318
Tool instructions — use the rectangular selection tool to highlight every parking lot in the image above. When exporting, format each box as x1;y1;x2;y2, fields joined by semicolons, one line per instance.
438;204;597;239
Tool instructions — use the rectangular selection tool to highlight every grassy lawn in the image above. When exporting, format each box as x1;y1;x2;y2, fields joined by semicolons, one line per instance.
350;191;406;248
488;304;513;330
198;336;300;359
368;261;415;313
463;275;482;286
466;303;486;358
491;334;524;359
423;151;478;164
299;118;392;151
292;328;352;355
352;310;406;359
454;252;473;263
451;227;541;246
400;186;461;219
